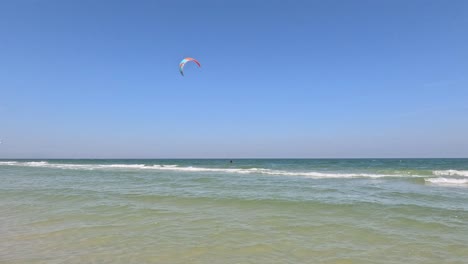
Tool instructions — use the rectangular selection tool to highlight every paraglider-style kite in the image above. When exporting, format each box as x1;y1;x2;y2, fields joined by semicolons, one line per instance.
179;57;201;76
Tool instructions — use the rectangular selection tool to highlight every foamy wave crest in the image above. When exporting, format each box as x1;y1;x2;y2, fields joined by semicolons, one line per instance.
433;170;468;177
24;161;50;167
0;161;147;170
107;165;394;178
0;161;399;178
425;178;468;185
0;161;18;165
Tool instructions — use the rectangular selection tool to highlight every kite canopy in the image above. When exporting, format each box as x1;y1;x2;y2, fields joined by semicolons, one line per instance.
179;57;201;76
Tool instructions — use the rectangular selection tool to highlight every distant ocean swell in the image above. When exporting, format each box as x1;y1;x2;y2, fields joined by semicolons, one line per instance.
1;161;467;185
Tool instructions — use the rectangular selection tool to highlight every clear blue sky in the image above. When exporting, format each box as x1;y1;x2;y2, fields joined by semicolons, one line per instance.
1;0;467;158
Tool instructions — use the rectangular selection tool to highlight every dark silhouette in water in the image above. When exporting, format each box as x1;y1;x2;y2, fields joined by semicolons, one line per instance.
230;160;233;163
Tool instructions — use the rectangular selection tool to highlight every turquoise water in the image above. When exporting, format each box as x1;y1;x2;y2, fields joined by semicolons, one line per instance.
1;159;467;263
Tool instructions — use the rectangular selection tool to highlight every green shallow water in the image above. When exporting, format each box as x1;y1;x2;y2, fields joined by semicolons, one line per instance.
1;159;468;263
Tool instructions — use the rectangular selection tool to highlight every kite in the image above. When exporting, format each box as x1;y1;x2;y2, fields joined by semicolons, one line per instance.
179;57;201;76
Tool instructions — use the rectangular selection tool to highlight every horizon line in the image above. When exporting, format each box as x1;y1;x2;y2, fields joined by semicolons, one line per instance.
1;157;468;160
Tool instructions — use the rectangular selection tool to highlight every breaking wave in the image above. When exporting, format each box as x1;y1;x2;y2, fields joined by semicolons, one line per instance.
432;170;468;177
425;177;468;185
0;161;398;178
2;161;468;181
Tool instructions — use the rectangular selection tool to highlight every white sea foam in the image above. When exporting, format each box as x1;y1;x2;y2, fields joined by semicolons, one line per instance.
425;177;468;185
433;170;468;177
102;164;148;169
0;161;401;178
0;161;18;165
24;161;50;166
6;162;467;180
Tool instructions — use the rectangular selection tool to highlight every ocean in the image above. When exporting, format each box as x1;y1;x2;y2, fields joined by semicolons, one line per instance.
1;159;467;263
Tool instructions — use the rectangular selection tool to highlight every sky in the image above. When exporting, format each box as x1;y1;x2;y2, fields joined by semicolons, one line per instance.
0;0;467;158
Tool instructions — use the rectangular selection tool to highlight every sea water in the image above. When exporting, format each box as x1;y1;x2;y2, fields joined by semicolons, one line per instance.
1;159;467;263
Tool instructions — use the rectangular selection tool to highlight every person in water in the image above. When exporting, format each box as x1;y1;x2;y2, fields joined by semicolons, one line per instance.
230;160;233;163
